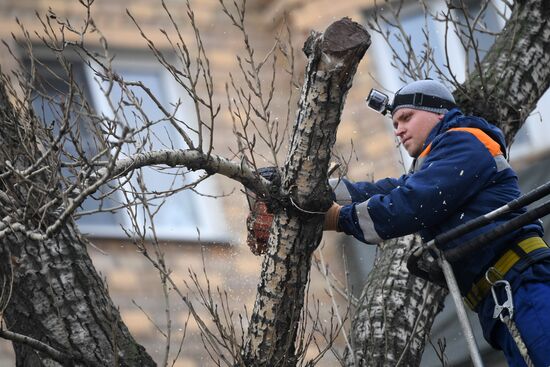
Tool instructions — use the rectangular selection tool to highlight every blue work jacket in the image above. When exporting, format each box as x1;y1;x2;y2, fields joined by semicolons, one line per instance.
334;108;543;295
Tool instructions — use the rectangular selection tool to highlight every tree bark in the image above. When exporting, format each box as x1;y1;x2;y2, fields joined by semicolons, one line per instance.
243;18;370;366
0;228;155;367
456;0;550;144
0;82;155;366
346;236;447;366
348;0;550;365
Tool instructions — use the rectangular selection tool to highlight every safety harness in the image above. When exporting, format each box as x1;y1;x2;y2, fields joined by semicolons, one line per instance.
409;127;550;366
465;236;550;309
468;236;550;366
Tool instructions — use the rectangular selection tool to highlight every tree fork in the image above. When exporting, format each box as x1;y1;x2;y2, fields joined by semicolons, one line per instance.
243;18;370;366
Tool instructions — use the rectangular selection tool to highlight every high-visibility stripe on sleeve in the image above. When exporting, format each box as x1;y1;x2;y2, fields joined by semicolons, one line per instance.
355;199;383;244
494;154;511;172
329;178;352;205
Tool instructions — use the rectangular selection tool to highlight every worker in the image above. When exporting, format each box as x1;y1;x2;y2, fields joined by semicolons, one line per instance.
321;79;550;366
246;79;550;365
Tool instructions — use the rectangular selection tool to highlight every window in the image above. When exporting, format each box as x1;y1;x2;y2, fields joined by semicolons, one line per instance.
449;0;503;72
509;91;550;158
368;0;505;86
31;53;228;242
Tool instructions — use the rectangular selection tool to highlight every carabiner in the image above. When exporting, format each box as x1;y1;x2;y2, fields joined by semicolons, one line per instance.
485;266;503;286
491;279;514;322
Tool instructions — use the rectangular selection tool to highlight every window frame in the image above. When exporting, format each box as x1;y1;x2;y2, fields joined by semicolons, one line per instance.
32;51;229;242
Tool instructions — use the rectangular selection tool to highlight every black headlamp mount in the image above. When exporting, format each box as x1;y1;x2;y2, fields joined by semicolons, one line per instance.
366;88;457;116
365;89;391;115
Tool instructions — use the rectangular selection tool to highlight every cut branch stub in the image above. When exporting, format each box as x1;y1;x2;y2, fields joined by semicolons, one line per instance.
322;17;372;54
243;18;370;366
283;17;371;212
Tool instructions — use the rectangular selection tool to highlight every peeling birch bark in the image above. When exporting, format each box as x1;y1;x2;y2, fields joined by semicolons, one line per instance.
346;236;447;366
243;18;371;366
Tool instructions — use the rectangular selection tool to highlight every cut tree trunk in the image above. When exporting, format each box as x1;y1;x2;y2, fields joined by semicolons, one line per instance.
243;18;371;366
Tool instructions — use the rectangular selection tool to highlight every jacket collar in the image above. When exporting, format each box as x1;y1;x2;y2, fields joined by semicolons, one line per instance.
421;108;463;152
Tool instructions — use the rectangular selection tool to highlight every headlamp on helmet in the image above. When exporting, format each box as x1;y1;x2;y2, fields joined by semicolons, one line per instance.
365;89;391;116
366;80;457;117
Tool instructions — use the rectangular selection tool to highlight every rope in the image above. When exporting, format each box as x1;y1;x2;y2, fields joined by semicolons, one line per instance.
288;185;329;215
501;315;535;367
289;196;327;215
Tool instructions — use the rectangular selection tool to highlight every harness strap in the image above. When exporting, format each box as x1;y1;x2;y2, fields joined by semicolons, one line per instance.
465;236;549;310
510;241;540;272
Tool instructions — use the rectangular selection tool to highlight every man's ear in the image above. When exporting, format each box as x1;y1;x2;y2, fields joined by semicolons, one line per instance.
437;114;444;120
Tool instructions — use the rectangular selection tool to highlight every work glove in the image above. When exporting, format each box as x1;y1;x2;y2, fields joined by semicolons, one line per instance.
324;202;342;231
246;199;274;255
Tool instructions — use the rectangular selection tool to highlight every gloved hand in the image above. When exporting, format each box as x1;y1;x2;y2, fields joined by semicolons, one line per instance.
246;200;274;255
324;202;342;231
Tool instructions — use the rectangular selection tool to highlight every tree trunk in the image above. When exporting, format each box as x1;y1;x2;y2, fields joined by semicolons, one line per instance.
0;227;155;367
0;83;155;366
346;235;447;366
456;0;550;144
243;18;371;366
348;0;550;365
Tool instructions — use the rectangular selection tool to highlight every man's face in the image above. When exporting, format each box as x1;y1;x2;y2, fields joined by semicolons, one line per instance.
392;108;444;158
